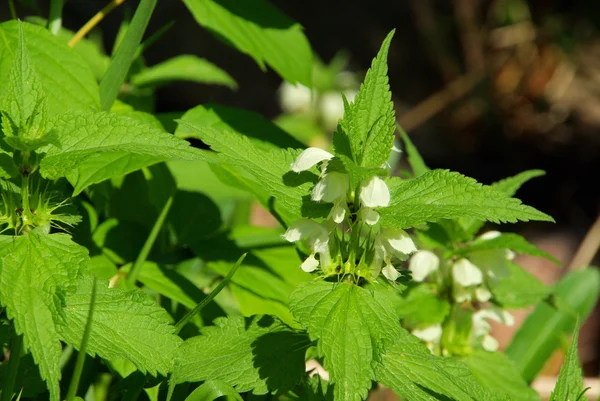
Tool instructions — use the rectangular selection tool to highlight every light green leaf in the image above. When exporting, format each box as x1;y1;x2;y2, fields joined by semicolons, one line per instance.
183;0;312;86
289;281;400;401
461;351;540;401
184;380;243;401
549;324;587;401
0;21;100;115
57;274;182;376
457;233;560;264
176;123;329;225
488;262;551;309
398;126;429;176
376;328;500;401
379;170;554;229
131;55;237;89
175;315;309;394
334;31;395;168
396;283;450;326
176;103;304;150
0;230;88;401
39;110;209;195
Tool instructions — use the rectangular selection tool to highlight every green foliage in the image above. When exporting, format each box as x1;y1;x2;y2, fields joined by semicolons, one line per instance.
184;380;244;401
380;170;554;229
175;315;309;394
455;233;559;264
289;281;400;401
549;324;588;401
183;0;313;86
488;262;551;309
398;127;429;177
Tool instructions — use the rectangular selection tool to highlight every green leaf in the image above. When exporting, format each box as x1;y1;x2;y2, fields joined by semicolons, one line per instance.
334;31;395;168
0;230;88;401
379;170;554;229
183;0;312;86
376;329;500;401
0;21;100;115
176;123;329;225
396;283;451;326
175;315;309;394
398;126;429;176
98;0;156;110
57;274;182;376
487;262;551;309
325;155;387;190
461;351;540;401
457;233;560;264
184;380;243;401
289;281;400;401
176;103;304;150
506;268;600;382
549;324;587;401
131;55;237;89
39;110;209;195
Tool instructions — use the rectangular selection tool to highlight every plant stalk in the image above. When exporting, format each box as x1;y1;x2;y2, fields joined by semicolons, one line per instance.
48;0;66;35
68;0;126;47
0;335;23;401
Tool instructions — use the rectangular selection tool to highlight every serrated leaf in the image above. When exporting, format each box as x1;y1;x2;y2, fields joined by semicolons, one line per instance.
184;380;244;401
176;123;329;225
487;262;551;309
325;155;387;189
57;274;182;376
176;103;304;150
175;315;308;394
376;328;502;401
457;233;560;264
379;170;554;229
0;230;88;401
131;55;237;89
0;21;100;115
39;110;209;195
396;283;451;326
458;170;545;237
399;127;429;177
289;281;400;401
334;31;395;168
549;324;587;401
183;0;312;86
461;351;540;401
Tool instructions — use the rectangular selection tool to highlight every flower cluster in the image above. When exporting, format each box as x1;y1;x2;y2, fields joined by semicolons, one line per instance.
282;147;416;282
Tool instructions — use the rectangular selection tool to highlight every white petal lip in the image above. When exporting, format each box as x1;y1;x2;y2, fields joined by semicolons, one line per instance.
282;219;328;243
409;250;439;282
359;176;390;207
385;229;417;255
301;254;319;272
475;287;492;302
291;147;334;172
479;231;501;241
452;258;483;286
382;263;400;281
482;335;499;352
311;172;349;202
358;207;380;226
329;202;346;223
412;324;442;343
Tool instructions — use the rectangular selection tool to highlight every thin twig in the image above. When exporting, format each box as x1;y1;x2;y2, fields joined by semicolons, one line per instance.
398;72;484;132
568;215;600;271
68;0;126;47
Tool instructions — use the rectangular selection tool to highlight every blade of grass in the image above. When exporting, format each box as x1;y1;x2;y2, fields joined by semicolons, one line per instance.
134;21;174;59
68;0;126;47
174;253;247;335
0;335;23;401
8;0;17;20
127;194;173;285
65;276;98;401
98;0;157;111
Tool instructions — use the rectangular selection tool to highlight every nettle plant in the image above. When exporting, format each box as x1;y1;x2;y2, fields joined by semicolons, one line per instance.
0;1;596;401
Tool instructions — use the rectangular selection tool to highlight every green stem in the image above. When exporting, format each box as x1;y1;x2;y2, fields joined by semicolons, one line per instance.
21;174;29;214
8;0;16;20
48;0;66;35
65;276;97;401
174;253;246;335
127;195;173;285
0;335;23;401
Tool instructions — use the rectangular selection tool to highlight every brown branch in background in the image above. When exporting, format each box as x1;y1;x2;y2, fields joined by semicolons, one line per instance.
453;0;485;72
568;214;600;271
68;0;126;47
398;72;484;132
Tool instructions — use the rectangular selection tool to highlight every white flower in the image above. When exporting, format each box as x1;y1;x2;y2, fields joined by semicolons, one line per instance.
358;207;380;226
452;258;483;287
376;228;418;259
475;287;492;302
359;176;390;208
291;147;334;173
319;90;357;132
478;231;501;241
482;335;499;352
282;219;331;272
382;262;400;281
412;324;443;344
311;172;349;202
472;308;514;351
409;250;440;282
279;82;313;114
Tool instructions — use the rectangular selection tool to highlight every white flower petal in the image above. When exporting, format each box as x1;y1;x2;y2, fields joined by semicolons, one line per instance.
301;254;319;272
382;263;400;281
479;231;502;241
409;250;439;282
311;172;349;202
282;219;326;243
329;202;347;223
412;324;442;343
452;259;483;286
482;335;499;352
320;92;346;132
505;249;516;260
384;229;417;256
472;311;492;336
475;287;492;302
291;147;334;172
359;176;390;207
358;207;380;226
279;82;312;114
455;288;472;303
